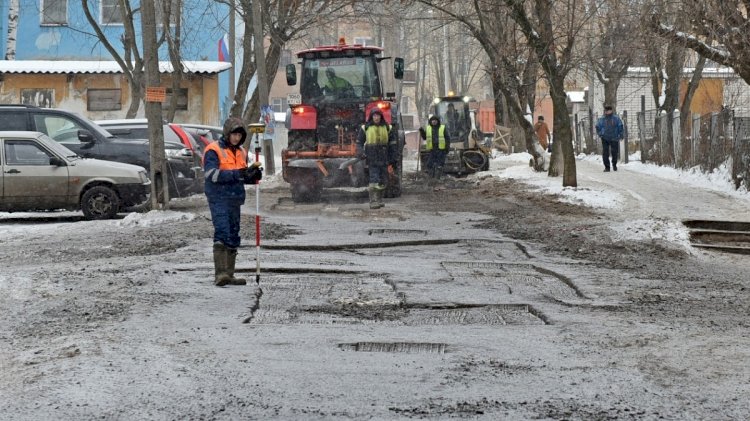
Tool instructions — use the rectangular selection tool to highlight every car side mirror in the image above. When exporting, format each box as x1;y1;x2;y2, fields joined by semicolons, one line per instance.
286;64;297;86
394;58;404;80
78;129;95;143
49;156;67;166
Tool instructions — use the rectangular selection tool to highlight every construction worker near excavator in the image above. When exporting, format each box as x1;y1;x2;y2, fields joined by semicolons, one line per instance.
419;115;451;182
203;117;263;287
357;108;397;209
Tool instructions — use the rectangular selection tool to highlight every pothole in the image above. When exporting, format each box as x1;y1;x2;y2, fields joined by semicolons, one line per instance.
368;228;428;236
441;261;586;300
338;342;448;354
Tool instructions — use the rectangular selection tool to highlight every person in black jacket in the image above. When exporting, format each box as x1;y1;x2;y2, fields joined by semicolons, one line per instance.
357;109;397;209
419;115;451;181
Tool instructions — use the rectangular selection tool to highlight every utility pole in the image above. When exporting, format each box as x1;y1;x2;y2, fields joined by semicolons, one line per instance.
229;0;235;103
252;0;274;174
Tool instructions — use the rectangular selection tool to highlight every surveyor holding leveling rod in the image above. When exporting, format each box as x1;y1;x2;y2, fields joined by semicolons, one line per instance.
203;117;263;287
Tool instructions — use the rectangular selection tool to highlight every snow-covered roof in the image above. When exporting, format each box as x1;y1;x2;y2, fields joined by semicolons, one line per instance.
0;60;231;74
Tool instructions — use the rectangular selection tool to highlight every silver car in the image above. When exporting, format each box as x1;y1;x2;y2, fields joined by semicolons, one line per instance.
0;131;150;220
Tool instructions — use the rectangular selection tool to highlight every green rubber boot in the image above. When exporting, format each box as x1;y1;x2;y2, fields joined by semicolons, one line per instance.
213;242;232;287
225;248;247;286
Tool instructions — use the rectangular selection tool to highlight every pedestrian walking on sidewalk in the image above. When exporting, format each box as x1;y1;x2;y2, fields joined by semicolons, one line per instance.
203;117;263;286
534;115;551;152
595;105;624;172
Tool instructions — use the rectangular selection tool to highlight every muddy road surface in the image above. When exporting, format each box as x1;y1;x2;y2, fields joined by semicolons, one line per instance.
1;158;749;420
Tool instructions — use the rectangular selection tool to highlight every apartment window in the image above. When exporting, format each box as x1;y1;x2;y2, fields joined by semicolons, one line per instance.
354;37;373;46
21;88;55;108
271;97;287;113
162;88;188;110
88;89;122;111
41;0;67;25
101;0;124;25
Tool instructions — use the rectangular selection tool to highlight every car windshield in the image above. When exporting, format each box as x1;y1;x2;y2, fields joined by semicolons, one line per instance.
38;133;81;159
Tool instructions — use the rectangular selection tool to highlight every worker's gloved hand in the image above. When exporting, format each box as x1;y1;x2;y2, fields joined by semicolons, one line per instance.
238;167;248;179
249;161;263;171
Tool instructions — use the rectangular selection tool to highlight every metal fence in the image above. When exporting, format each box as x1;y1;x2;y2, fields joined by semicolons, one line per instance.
636;108;750;190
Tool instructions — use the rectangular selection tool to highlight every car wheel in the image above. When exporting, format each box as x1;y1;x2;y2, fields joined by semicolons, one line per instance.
81;185;120;220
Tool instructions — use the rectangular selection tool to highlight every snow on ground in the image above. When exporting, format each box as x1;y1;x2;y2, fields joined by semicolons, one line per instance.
485;151;750;250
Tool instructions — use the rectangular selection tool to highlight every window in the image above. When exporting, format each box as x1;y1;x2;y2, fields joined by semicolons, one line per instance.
4;140;52;166
21;88;55;108
33;114;87;144
354;37;373;46
101;0;123;24
87;89;122;111
41;0;67;25
271;98;287;113
0;112;28;131
162;88;188;110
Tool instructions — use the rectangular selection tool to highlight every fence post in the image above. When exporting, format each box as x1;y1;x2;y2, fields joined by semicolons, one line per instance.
573;113;581;155
588;107;595;153
623;110;629;164
640;95;646;163
710;112;719;171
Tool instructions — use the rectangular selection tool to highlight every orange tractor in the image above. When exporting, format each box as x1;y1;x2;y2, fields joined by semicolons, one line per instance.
282;38;405;202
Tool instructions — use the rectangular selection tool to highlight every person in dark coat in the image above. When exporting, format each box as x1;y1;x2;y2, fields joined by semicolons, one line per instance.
419;115;451;181
357;109;397;209
203;117;262;286
595;105;624;172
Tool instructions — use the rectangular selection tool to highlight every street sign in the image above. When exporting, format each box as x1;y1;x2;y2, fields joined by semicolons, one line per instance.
248;123;265;134
145;87;166;103
287;93;301;105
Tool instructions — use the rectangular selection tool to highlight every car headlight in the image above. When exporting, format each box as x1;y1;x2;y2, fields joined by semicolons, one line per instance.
165;148;193;159
139;170;150;183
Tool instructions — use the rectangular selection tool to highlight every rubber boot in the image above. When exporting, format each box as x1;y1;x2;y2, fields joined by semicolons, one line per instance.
374;184;385;208
368;184;379;209
225;248;247;285
213;242;232;287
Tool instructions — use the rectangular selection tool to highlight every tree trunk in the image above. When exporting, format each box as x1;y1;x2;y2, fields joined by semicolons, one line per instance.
603;78;621;110
548;75;577;186
141;0;168;208
4;0;18;60
164;0;183;122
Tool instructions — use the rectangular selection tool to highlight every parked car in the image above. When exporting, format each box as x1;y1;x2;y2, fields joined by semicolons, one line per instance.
95;119;205;195
0;131;150;220
179;123;223;148
0;105;200;198
180;123;265;164
95;119;204;156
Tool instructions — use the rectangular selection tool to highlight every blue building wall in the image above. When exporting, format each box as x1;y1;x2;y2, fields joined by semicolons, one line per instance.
1;0;232;116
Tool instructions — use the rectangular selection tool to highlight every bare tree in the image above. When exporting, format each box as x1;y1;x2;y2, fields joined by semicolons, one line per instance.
141;0;169;208
651;0;750;86
163;0;184;122
82;0;146;118
4;0;18;60
416;1;547;171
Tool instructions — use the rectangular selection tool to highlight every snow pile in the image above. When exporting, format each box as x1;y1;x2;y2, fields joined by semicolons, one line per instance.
117;210;195;227
610;217;692;250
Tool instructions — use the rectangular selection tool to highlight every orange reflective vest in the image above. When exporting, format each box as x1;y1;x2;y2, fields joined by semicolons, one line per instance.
203;141;247;171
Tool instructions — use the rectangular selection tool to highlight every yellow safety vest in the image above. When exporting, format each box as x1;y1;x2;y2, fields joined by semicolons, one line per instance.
425;125;446;150
362;124;391;146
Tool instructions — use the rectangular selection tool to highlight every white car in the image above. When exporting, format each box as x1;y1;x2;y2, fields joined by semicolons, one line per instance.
0;131;150;220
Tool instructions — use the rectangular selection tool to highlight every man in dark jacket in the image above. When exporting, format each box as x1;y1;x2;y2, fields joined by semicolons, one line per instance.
203;117;262;286
419;115;451;181
595;105;624;172
357;109;397;209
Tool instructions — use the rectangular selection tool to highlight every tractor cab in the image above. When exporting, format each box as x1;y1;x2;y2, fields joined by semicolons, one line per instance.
422;93;491;175
281;38;405;202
